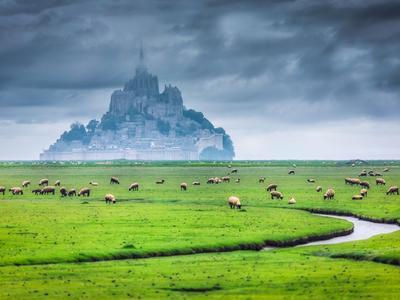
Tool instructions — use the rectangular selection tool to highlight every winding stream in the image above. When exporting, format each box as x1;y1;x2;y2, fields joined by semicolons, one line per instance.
264;213;400;250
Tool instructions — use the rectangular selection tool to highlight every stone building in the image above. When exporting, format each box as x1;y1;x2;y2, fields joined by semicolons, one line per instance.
40;47;234;161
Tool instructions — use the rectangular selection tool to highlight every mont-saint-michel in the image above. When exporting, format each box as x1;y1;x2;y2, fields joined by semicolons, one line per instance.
40;49;234;161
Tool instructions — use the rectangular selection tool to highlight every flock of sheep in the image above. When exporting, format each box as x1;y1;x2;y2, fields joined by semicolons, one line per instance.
0;167;398;209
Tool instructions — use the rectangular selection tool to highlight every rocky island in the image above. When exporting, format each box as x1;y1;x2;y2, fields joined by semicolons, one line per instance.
40;48;234;161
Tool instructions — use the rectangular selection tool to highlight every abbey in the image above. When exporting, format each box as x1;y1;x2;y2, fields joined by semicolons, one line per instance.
40;48;234;161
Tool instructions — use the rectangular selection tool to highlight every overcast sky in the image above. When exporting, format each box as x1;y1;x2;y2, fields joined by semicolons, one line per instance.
0;0;399;160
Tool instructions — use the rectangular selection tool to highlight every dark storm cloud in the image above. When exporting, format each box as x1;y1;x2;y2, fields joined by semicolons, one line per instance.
0;0;399;124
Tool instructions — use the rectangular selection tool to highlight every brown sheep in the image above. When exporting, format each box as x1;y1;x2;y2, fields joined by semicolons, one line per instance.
192;181;201;186
386;186;399;195
259;177;265;183
110;177;120;184
39;178;49;186
359;171;367;177
222;176;230;183
41;186;55;195
68;189;76;197
376;178;386;185
316;186;322;192
271;191;283;200
352;195;363;200
228;196;241;209
180;183;188;191
360;188;368;197
22;180;31;188
214;177;222;184
345;178;361;186
55;180;61;186
105;193;116;204
60;187;68;197
0;186;5;195
156;179;165;184
32;189;41;195
360;181;370;189
207;178;215;184
323;188;335;200
288;170;295;175
266;184;278;192
78;188;91;197
307;178;315;183
129;182;139;191
9;187;23;195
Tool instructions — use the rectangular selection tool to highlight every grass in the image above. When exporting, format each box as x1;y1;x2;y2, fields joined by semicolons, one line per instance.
0;162;399;298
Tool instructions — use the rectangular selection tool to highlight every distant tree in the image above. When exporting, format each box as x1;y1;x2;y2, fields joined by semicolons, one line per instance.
100;113;118;131
86;119;99;133
60;122;87;142
183;109;214;131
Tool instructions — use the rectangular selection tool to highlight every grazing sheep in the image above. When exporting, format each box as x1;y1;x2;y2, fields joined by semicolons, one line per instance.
323;188;335;200
60;187;68;197
235;178;240;183
41;186;55;195
9;187;23;195
288;197;296;204
360;181;370;189
376;178;386;185
345;178;361;186
316;186;322;192
54;180;61;186
129;182;139;191
180;182;188;191
68;189;76;197
105;193;116;204
110;177;120;184
271;191;283;200
288;170;295;175
352;195;363;200
214;177;222;184
231;169;238;174
22;180;31;188
32;189;41;195
39;178;49;186
89;181;99;186
375;173;382;177
78;188;91;197
307;178;315;183
222;176;230;183
207;178;215;184
259;177;265;183
0;186;5;195
386;186;399;195
368;170;375;176
266;184;278;192
192;181;201;186
228;196;241;209
383;168;389;172
360;188;368;197
156;179;165;184
359;171;367;177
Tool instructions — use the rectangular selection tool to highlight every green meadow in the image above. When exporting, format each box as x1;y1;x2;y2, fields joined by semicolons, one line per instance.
0;162;399;299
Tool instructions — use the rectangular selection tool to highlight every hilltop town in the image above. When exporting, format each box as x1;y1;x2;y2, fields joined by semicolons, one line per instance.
40;48;234;161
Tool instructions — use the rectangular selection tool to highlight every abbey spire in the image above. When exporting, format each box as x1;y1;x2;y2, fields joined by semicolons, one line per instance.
136;42;147;74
